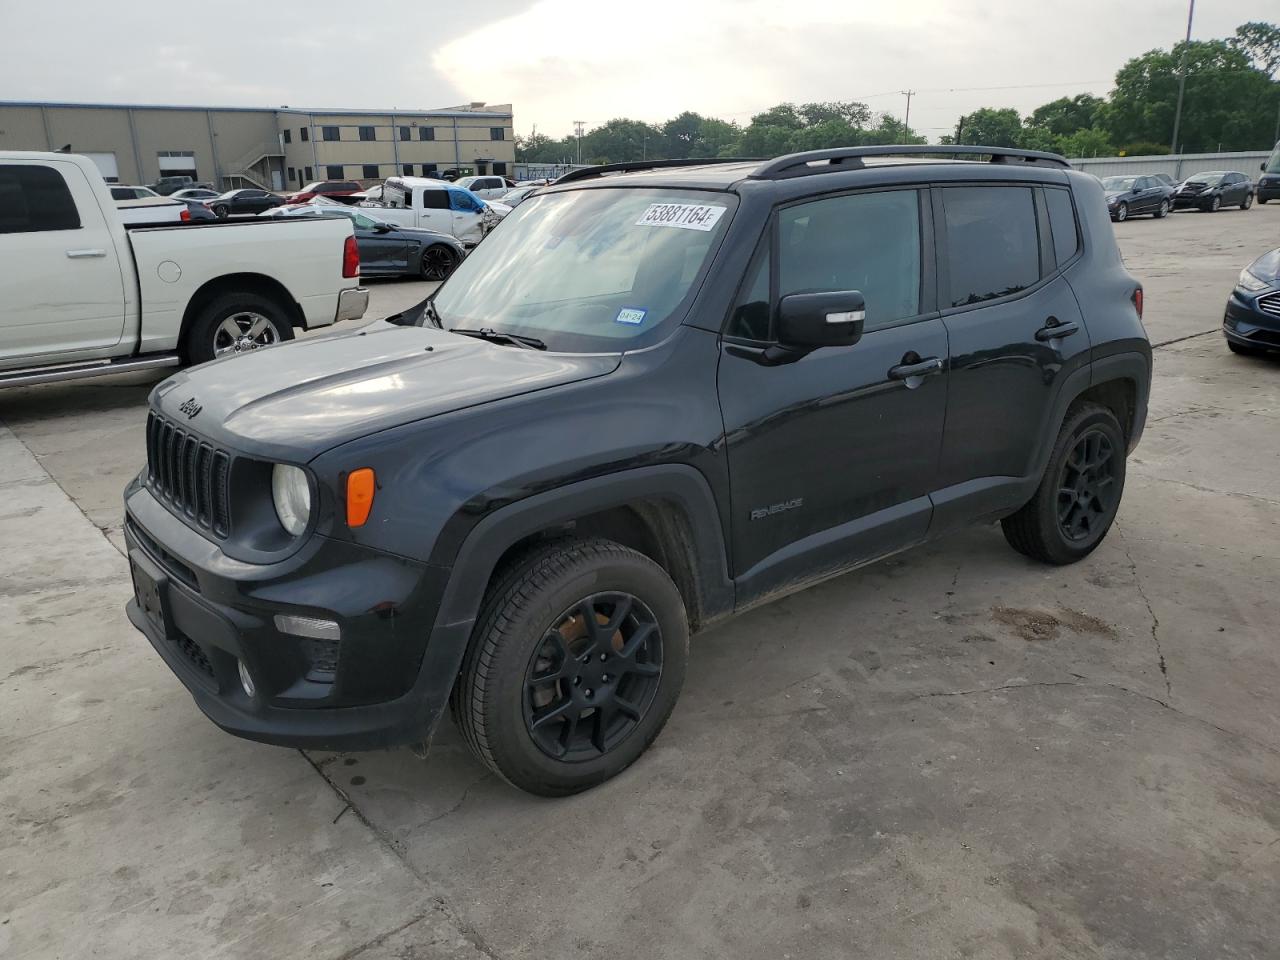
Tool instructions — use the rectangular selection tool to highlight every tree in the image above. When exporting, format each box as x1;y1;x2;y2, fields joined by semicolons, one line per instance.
1026;94;1106;138
797;101;872;128
1055;127;1115;158
579;118;662;165
1230;21;1280;77
954;107;1024;147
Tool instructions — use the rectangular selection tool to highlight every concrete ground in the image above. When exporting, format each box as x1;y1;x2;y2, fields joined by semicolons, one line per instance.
2;205;1278;959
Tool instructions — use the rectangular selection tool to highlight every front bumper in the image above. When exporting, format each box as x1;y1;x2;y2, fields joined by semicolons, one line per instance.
1172;193;1211;208
336;286;370;324
1223;288;1280;352
123;479;471;751
1259;180;1280;202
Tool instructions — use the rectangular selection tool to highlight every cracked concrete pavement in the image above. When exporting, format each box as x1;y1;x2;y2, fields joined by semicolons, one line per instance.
1;209;1278;958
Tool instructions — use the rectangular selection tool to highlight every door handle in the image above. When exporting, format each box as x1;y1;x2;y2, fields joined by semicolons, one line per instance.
1035;317;1080;341
65;248;106;259
888;356;943;381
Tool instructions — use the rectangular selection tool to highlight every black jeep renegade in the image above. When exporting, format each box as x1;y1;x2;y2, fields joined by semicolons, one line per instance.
124;145;1151;796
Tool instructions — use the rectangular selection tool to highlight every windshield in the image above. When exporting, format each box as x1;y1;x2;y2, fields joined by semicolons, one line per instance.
1187;173;1224;186
432;187;736;352
1101;177;1138;191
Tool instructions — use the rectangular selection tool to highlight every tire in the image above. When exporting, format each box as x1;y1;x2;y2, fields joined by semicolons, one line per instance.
184;291;295;365
1209;195;1221;212
213;204;229;219
450;538;689;796
1114;202;1128;222
1001;403;1126;566
1154;199;1169;219
420;244;459;282
1260;197;1269;204
1240;193;1253;210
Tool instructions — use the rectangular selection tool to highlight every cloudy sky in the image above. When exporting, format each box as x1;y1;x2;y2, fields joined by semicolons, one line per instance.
0;0;1268;140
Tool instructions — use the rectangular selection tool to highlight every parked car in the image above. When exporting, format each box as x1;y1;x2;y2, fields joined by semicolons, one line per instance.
353;183;385;203
209;188;287;218
1223;247;1280;357
122;145;1150;796
0;151;367;385
360;176;496;245
171;188;221;201
110;185;161;201
177;200;217;222
455;175;516;199
1101;175;1173;221
1172;171;1254;212
1256;144;1279;203
114;195;188;225
494;184;540;208
1151;173;1179;191
289;180;364;204
151;175;214;195
263;202;465;280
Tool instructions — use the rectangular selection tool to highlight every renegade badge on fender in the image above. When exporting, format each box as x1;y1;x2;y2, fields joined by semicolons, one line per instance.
124;146;1151;796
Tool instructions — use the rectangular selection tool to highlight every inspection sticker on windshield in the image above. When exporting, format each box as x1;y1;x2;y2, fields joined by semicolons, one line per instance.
615;307;647;325
635;202;726;231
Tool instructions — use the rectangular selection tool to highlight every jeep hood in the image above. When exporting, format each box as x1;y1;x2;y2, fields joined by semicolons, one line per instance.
151;321;620;460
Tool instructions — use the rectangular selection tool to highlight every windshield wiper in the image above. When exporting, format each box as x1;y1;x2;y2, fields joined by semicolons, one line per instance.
449;327;547;350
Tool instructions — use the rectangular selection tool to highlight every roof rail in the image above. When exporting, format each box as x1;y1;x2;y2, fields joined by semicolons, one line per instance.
750;144;1071;179
553;157;762;185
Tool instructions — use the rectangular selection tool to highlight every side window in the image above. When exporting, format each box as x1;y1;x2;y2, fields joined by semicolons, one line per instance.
726;243;770;341
0;164;81;234
1044;188;1080;265
449;190;481;213
421;188;450;210
778;189;921;330
942;186;1039;307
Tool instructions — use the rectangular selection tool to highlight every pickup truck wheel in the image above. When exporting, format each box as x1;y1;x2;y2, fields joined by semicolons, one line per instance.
185;292;294;365
451;538;688;796
1001;403;1125;565
420;244;459;281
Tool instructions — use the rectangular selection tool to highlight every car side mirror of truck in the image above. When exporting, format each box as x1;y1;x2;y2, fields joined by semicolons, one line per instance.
776;291;866;351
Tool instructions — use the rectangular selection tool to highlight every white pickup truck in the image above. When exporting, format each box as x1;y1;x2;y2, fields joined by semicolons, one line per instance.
361;176;500;245
0;152;369;387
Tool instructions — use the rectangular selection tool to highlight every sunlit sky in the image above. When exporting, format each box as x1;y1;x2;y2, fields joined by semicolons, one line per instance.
0;0;1269;141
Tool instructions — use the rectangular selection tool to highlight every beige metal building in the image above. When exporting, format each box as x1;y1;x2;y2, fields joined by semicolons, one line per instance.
0;100;516;190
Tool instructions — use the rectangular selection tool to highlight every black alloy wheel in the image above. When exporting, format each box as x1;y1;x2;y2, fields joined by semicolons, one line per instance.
523;592;663;762
421;244;459;281
1056;429;1117;543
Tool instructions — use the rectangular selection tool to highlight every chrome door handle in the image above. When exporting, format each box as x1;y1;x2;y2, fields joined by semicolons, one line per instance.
888;356;943;380
66;248;106;259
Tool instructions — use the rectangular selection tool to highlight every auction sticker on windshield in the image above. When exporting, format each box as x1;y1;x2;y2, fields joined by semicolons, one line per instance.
635;202;726;232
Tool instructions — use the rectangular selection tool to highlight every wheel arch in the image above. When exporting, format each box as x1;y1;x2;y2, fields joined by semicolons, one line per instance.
179;273;306;354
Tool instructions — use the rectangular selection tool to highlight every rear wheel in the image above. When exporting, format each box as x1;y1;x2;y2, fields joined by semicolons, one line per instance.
451;538;688;796
184;291;294;365
1241;193;1253;210
1002;403;1126;565
420;244;459;281
1114;202;1128;222
1209;195;1222;212
213;204;229;219
1154;199;1169;218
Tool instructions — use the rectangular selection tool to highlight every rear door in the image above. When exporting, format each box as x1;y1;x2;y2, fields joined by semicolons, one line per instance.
0;160;127;366
930;183;1090;532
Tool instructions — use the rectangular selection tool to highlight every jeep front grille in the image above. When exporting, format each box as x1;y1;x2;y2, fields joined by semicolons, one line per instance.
145;412;232;537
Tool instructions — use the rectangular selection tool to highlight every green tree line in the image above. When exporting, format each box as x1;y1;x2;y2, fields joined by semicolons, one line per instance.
518;21;1280;165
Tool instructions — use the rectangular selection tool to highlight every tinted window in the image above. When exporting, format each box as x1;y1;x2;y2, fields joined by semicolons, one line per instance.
419;127;434;141
726;244;770;340
359;126;376;142
0;164;81;233
424;163;438;175
110;187;133;200
362;164;379;179
494;162;508;175
778;189;921;330
304;166;313;180
283;129;292;144
301;127;309;142
325;165;344;180
490;127;505;140
1045;188;1079;264
288;166;295;181
943;186;1039;307
322;127;340;142
422;188;450;210
399;126;410;141
402;164;413;176
449;189;482;213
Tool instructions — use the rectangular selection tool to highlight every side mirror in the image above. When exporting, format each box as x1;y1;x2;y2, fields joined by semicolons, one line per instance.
374;222;392;233
777;291;866;350
1262;162;1267;172
1131;185;1142;194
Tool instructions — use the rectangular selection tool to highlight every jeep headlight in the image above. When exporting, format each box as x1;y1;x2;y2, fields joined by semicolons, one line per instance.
271;464;312;536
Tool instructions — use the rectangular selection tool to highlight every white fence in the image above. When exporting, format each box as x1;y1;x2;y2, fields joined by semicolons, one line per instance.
1071;151;1271;180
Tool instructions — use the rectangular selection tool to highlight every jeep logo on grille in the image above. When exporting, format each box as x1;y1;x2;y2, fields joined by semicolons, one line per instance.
178;397;203;420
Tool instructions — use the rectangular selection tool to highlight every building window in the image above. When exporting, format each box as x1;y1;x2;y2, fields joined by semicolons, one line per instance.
490;127;505;141
399;126;410;141
423;163;438;176
305;166;313;181
362;164;379;179
283;128;292;144
301;127;309;142
359;126;375;142
326;164;344;180
402;164;413;176
287;166;296;181
493;161;507;175
419;127;434;141
322;126;340;142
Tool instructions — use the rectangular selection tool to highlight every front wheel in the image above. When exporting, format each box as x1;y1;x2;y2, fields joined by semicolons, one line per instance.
213;204;229;219
1240;193;1253;210
184;292;294;365
1209;196;1222;212
1002;403;1126;565
451;539;688;796
420;244;459;281
1154;199;1169;219
1113;202;1128;222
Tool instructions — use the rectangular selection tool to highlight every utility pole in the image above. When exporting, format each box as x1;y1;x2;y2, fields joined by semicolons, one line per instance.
573;120;584;165
1170;0;1195;155
902;90;915;134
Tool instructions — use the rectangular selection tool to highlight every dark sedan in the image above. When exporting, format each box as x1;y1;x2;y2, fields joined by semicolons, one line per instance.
1223;247;1280;357
209;188;287;218
264;203;464;280
1172;171;1254;212
1101;175;1174;221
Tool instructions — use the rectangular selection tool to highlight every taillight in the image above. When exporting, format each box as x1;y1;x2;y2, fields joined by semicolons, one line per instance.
180;208;191;222
342;234;360;278
1132;286;1144;319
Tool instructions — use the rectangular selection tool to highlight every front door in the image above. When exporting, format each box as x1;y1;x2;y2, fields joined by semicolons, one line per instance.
419;187;456;235
718;188;947;606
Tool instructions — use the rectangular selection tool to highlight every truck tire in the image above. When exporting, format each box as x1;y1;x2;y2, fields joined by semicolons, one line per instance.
1001;402;1126;565
184;291;295;365
450;538;688;796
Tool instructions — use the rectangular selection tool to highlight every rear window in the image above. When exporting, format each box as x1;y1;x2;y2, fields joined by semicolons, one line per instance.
942;186;1040;307
0;164;81;234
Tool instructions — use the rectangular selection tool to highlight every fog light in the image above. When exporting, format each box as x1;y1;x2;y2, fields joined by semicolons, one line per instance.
274;614;341;641
238;659;256;698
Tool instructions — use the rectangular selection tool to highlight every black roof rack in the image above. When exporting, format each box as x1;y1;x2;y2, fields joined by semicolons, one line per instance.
553;157;762;185
750;144;1071;179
